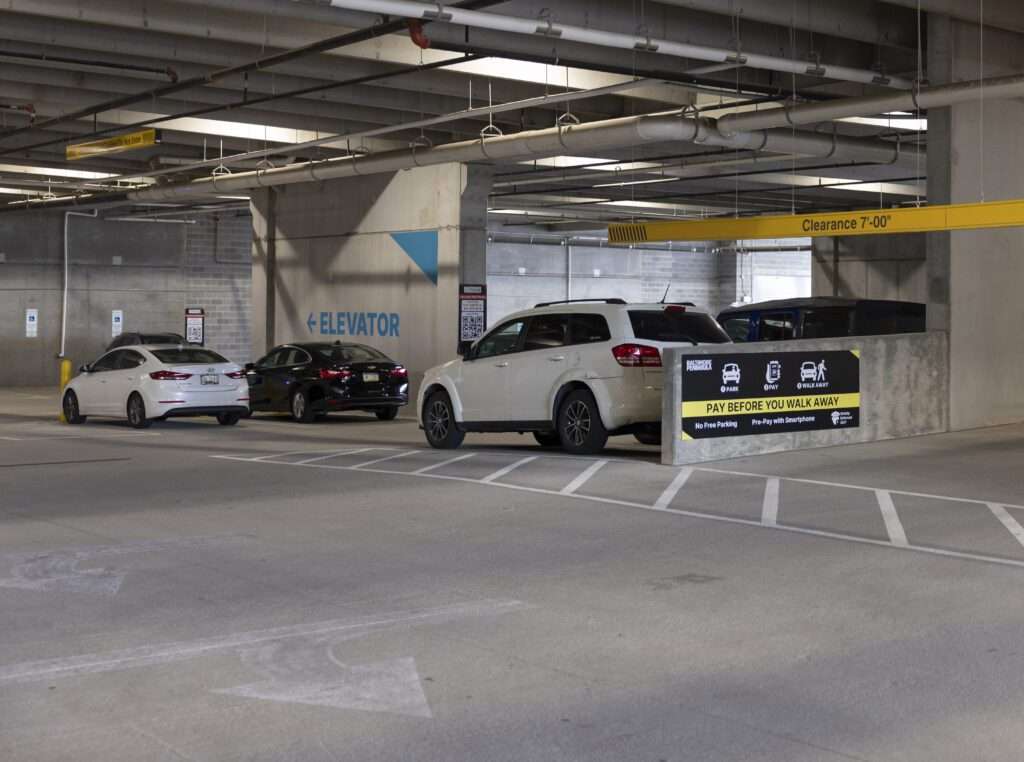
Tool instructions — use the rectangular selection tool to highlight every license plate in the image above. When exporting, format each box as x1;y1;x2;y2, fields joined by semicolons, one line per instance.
362;372;379;383
201;374;220;385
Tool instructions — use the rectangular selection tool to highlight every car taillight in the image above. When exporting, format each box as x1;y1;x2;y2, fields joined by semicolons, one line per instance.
611;344;662;367
149;370;192;380
391;366;408;378
225;370;245;379
319;368;353;381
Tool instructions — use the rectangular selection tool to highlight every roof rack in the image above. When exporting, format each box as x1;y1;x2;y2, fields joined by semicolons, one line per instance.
533;298;628;308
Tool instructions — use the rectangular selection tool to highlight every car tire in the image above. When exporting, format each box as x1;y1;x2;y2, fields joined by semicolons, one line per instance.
62;390;86;424
375;407;399;421
423;391;464;450
126;393;152;429
557;389;607;455
290;389;315;423
533;431;561;448
634;429;662;446
216;413;241;426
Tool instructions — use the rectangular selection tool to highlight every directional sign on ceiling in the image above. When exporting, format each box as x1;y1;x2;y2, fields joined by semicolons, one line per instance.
66;128;160;161
607;199;1024;243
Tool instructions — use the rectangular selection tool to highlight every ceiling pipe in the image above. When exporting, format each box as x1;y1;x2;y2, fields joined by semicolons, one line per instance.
316;0;911;89
118;113;917;204
717;71;1024;135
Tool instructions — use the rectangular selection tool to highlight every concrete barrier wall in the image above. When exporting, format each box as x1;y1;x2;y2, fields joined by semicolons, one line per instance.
662;331;949;465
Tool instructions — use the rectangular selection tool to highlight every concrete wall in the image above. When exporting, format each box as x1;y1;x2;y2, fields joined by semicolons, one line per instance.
251;163;490;402
0;210;253;387
486;235;812;325
929;16;1024;429
811;234;926;302
662;332;949;465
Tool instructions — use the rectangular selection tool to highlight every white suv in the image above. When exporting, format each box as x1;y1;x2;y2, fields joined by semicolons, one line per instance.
418;299;731;454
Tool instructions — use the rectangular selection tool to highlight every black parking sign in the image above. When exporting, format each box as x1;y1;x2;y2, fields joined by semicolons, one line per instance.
681;350;860;439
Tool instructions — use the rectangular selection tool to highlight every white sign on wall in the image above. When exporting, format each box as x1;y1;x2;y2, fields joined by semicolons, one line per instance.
185;307;205;345
111;310;124;338
25;308;38;338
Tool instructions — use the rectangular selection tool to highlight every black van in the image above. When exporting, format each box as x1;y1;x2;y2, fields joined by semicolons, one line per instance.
717;297;926;342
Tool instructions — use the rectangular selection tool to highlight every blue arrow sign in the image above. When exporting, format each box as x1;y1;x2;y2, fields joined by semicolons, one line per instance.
307;313;316;333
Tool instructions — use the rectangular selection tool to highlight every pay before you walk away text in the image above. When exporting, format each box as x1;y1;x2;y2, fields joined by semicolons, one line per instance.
680;350;860;439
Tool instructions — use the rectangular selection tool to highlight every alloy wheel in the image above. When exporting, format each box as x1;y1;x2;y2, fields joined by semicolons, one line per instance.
292;393;305;419
564;400;591;447
63;393;77;421
428;400;450;441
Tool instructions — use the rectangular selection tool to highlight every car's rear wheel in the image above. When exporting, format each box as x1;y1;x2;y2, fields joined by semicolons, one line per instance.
533;431;561;448
557;389;607;455
290;389;315;423
375;407;399;421
634;428;662;446
126;393;152;429
424;391;464;449
216;413;240;426
62;390;86;424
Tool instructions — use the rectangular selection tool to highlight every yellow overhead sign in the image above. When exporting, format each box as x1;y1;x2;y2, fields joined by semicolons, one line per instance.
608;199;1024;243
66;129;159;161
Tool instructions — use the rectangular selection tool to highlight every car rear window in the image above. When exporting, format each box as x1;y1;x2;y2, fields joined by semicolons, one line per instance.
141;333;185;344
628;310;730;344
313;345;389;363
151;348;229;364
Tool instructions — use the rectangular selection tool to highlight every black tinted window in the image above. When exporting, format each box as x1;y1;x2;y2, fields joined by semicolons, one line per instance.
628;310;730;344
313;345;389;363
151;348;228;364
474;319;526;359
117;350;146;369
280;348;311;366
720;317;752;342
90;352;120;372
569;314;611;345
856;305;926;335
760;312;796;341
524;315;568;351
141;333;185;345
802;308;852;339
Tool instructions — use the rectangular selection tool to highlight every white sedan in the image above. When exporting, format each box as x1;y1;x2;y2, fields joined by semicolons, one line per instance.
62;345;249;428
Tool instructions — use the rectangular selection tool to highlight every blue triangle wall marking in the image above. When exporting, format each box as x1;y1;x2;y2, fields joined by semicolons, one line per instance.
390;230;439;285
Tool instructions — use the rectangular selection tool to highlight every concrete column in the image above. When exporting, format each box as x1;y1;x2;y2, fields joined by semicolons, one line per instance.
927;14;1024;429
249;163;493;401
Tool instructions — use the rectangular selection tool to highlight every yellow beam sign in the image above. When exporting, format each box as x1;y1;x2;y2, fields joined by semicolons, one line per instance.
608;199;1024;243
66;128;159;161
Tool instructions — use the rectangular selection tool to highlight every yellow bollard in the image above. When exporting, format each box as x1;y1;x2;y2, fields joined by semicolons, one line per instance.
58;358;73;423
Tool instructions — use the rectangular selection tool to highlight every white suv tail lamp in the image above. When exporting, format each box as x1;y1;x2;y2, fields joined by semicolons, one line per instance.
612;344;662;367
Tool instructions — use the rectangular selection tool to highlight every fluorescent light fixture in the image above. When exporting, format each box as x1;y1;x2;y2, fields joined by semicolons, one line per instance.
840;116;928;131
0;163;116;180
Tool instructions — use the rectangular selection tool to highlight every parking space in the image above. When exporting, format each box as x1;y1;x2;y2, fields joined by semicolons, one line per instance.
4;389;1024;760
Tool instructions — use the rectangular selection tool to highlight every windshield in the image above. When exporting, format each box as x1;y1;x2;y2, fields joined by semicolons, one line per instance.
628;310;730;344
312;344;389;363
151;348;229;365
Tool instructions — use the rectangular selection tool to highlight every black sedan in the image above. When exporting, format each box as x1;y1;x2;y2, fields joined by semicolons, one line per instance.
245;342;408;422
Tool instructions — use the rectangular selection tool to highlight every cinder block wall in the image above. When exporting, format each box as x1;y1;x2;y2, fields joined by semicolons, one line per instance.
0;209;253;387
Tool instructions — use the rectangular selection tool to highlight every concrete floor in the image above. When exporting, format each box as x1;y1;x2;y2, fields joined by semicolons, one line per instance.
3;388;1024;761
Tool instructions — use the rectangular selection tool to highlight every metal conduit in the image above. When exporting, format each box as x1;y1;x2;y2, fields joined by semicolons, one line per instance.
319;0;911;89
124;114;915;203
718;72;1024;135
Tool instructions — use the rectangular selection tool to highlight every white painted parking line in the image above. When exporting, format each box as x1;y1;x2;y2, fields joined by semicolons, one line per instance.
987;503;1024;549
0;432;161;441
214;455;1024;570
876;490;909;547
413;453;476;474
700;466;1024;512
560;459;609;495
653;467;692;511
480;456;538;484
350;450;418;469
292;448;377;465
761;478;781;526
249;449;331;462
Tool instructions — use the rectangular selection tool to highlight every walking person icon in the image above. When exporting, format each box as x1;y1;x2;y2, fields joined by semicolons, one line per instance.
816;360;827;382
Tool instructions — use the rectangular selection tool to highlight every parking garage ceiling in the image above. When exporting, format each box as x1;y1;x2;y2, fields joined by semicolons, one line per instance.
0;0;971;227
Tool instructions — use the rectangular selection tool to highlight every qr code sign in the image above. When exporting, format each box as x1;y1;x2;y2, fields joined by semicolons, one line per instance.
460;312;485;341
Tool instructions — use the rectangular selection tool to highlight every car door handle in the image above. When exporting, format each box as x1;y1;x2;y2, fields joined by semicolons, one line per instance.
548;356;566;362
494;361;509;368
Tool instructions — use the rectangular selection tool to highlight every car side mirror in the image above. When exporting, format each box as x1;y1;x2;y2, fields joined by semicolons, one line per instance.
457;340;474;358
78;364;91;374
